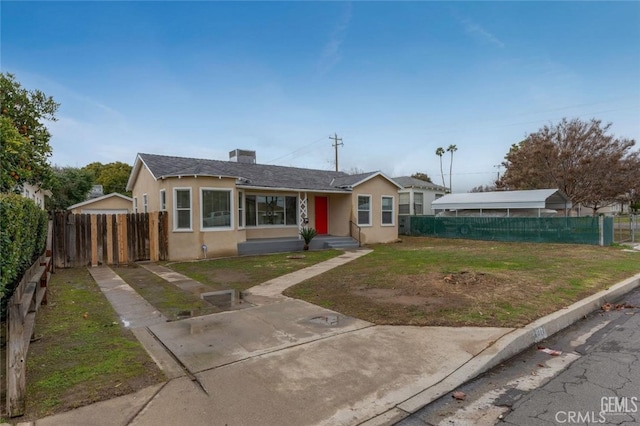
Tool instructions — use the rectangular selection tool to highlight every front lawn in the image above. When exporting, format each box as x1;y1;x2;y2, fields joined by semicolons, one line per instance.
284;237;640;327
16;268;165;422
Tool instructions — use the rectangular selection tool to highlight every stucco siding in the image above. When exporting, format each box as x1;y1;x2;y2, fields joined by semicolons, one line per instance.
327;193;351;237
352;176;399;244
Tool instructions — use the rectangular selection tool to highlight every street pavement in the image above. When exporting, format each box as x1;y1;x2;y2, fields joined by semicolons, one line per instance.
399;287;640;426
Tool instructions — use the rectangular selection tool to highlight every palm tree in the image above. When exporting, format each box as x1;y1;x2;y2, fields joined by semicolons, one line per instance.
435;147;445;188
446;144;457;192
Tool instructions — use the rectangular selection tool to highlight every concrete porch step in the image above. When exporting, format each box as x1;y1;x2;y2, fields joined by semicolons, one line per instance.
237;236;360;256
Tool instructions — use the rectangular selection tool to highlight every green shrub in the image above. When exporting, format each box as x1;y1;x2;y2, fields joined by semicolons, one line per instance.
0;193;48;316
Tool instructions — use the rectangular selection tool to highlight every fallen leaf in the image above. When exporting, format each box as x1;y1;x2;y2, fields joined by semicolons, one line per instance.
539;347;562;356
602;303;613;312
537;363;545;368
82;312;88;319
452;391;466;400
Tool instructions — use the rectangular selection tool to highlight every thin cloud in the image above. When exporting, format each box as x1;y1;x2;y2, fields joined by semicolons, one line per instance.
318;2;353;75
459;16;505;49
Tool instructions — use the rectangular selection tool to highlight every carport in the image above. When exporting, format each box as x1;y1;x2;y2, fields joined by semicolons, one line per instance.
432;189;572;217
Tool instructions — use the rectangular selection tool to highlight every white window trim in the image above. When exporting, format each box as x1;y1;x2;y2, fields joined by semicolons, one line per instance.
133;197;138;213
200;187;234;232
238;190;244;229
357;194;372;227
159;189;166;211
173;187;192;232
381;195;395;226
143;193;148;213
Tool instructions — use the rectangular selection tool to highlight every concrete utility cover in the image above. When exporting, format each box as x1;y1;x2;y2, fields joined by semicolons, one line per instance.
308;314;339;326
201;290;236;309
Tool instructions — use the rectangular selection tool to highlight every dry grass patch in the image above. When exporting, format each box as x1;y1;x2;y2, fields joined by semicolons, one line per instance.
284;237;640;327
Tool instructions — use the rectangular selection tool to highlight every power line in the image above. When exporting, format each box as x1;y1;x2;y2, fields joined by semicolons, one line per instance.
264;135;328;164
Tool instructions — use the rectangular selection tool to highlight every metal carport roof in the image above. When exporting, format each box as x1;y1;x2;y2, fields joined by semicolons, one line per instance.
431;189;572;210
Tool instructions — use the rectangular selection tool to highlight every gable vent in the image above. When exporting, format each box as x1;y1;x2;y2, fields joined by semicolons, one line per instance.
229;149;256;164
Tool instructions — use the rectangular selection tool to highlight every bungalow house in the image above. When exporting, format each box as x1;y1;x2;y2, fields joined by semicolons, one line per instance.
126;150;402;260
67;192;133;214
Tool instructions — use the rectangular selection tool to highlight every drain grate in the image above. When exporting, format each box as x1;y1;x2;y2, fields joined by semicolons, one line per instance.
308;314;339;326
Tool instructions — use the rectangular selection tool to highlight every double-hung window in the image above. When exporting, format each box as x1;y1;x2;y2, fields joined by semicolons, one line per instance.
133;197;138;213
174;188;192;231
357;195;371;226
414;192;423;215
143;194;148;213
201;188;232;230
381;196;394;225
399;193;410;215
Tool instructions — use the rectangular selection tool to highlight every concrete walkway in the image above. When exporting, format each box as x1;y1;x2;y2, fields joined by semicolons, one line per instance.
11;250;640;426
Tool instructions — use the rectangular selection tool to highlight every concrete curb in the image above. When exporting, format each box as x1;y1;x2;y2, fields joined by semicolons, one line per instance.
363;272;640;425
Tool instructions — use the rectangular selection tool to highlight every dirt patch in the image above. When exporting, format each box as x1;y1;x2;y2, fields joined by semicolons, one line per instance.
352;272;502;309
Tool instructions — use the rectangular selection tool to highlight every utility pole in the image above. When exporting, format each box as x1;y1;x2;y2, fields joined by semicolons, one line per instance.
494;164;502;181
329;133;343;172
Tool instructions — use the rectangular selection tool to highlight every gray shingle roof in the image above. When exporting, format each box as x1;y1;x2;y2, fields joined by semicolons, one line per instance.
137;153;381;192
393;176;448;191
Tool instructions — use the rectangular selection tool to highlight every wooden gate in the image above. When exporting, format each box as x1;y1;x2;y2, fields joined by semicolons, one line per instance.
52;211;168;268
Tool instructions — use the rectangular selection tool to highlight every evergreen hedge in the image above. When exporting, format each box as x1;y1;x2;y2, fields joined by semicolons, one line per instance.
0;193;48;317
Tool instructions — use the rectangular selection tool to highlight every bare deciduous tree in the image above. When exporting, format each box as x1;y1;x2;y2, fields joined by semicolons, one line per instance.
499;118;639;215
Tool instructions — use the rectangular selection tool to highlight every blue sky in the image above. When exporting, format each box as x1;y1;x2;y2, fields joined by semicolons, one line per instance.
2;1;639;192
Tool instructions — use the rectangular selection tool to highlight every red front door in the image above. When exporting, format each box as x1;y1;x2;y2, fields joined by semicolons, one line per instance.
315;196;328;234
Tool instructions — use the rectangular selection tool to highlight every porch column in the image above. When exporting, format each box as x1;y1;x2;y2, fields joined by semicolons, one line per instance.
298;192;308;238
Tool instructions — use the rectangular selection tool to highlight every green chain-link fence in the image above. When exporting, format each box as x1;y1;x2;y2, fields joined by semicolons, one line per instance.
398;216;614;245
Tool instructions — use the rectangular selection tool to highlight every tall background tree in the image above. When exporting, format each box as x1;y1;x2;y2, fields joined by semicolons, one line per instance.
83;161;133;196
435;147;445;188
446;144;457;192
47;167;94;210
499;118;640;214
0;73;58;193
411;172;432;183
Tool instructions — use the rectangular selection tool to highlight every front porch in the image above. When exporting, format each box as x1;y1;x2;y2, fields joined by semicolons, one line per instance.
237;235;360;256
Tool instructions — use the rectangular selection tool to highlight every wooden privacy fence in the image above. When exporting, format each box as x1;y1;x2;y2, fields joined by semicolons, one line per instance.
5;223;53;417
52;211;169;268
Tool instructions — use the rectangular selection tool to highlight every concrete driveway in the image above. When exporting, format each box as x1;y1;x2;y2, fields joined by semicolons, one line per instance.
139;299;511;426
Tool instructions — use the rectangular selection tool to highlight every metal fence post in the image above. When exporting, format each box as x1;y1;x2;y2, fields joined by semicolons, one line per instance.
599;215;604;246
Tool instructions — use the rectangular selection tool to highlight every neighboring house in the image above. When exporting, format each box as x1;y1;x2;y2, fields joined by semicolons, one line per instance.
21;182;51;210
67;192;133;214
126;150;402;260
393;176;448;216
571;202;626;217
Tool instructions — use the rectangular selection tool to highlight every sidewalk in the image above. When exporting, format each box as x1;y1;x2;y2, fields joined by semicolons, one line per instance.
9;250;640;426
